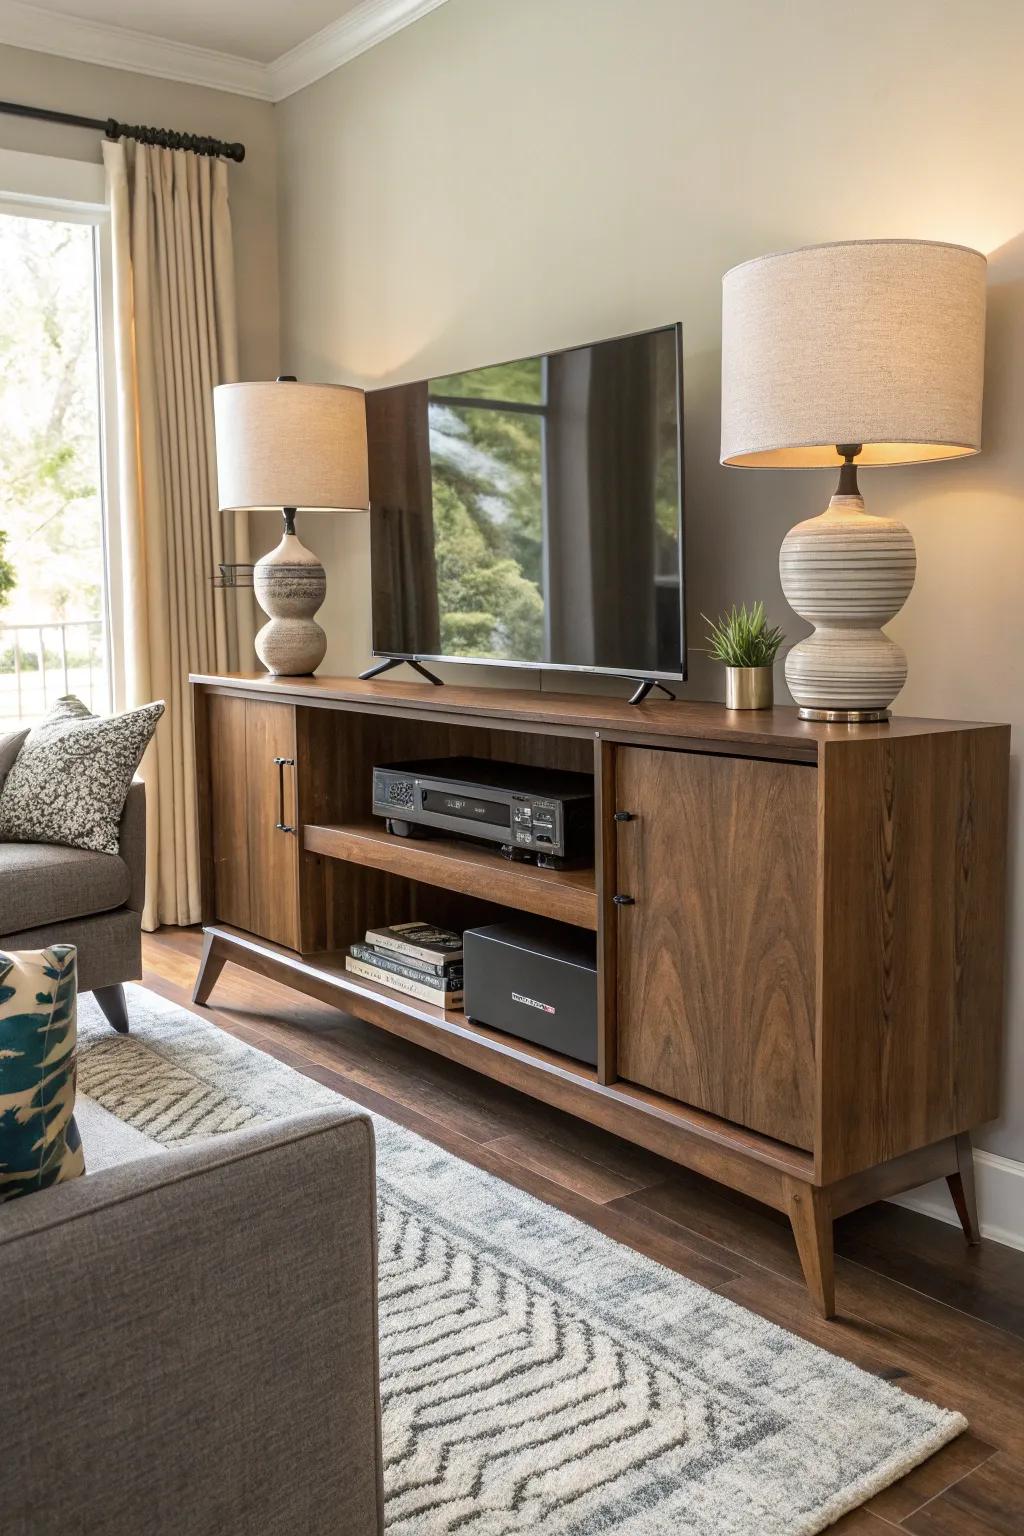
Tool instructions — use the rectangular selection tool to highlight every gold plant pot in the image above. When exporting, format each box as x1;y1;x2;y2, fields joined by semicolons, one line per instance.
725;666;773;710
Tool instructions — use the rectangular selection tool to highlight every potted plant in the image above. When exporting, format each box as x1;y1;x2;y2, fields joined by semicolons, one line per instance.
703;601;784;709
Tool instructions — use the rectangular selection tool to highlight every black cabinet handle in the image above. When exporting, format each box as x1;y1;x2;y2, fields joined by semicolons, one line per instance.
612;894;635;906
273;756;296;833
613;811;635;822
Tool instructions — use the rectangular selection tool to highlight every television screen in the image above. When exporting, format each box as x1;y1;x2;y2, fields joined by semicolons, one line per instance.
366;323;685;680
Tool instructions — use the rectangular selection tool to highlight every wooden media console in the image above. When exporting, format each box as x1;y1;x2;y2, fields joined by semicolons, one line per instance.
190;672;1009;1317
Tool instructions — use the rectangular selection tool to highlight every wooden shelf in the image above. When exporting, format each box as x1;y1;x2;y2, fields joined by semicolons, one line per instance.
333;946;597;1082
303;819;598;930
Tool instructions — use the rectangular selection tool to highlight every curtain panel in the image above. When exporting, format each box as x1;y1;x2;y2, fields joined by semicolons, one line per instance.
103;139;253;929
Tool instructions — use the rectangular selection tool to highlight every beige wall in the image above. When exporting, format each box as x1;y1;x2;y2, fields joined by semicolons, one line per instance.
275;0;1024;1164
0;44;279;380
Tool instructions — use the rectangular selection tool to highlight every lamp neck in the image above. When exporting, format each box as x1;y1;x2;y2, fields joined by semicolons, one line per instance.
279;376;299;536
836;443;862;496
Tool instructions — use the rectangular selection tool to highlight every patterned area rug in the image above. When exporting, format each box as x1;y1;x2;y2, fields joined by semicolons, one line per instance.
77;987;965;1536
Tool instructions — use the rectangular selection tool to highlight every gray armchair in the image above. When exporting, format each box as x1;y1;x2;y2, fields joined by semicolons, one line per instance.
0;1106;384;1535
0;777;146;1032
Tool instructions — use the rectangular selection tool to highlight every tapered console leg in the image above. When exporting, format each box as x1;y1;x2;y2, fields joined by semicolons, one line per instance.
193;930;228;1006
93;984;130;1034
946;1132;981;1245
787;1182;835;1319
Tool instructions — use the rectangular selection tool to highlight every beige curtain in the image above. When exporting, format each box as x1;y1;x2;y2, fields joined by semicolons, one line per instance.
103;139;254;930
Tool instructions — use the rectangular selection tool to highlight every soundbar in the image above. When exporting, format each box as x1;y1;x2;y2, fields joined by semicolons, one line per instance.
371;756;594;868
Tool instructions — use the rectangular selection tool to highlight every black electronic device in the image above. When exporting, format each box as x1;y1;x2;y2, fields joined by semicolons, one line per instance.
371;756;594;867
364;322;685;692
463;920;597;1066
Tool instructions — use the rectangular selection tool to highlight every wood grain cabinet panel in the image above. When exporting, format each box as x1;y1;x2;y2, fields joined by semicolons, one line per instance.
243;700;300;951
207;693;251;932
614;746;818;1149
817;728;1009;1181
205;694;300;951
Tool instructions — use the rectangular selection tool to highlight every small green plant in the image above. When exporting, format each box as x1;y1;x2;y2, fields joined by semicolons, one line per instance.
702;601;784;669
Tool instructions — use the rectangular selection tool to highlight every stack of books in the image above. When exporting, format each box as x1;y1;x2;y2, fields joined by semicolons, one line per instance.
345;922;464;1008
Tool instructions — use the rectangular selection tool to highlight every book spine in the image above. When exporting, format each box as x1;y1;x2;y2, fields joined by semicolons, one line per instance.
349;944;463;987
367;932;462;968
345;956;463;1007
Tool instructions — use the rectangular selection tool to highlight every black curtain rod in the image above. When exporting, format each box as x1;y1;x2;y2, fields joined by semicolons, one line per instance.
0;98;245;162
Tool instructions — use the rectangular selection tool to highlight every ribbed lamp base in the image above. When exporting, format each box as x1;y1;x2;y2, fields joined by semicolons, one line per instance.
253;530;328;677
779;493;917;720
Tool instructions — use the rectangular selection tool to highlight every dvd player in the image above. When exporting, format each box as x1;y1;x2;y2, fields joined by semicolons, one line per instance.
371;756;594;867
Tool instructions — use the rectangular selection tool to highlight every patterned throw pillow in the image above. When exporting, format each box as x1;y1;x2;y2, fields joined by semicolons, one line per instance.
0;945;84;1203
0;695;163;855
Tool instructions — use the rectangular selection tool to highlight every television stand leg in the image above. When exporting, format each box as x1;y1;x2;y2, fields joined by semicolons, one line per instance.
627;678;677;706
358;657;444;685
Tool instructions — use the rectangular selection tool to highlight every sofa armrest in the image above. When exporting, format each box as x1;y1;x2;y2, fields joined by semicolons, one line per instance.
0;1108;383;1536
118;778;146;912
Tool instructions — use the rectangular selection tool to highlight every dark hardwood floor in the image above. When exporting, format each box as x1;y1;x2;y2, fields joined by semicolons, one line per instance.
141;926;1024;1535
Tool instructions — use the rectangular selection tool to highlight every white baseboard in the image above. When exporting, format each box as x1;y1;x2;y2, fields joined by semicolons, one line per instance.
887;1148;1024;1252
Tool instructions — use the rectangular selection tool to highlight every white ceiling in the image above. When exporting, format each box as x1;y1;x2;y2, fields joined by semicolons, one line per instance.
7;0;365;64
0;0;448;98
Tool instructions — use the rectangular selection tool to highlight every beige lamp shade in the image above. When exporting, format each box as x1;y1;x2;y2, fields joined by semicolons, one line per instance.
720;239;987;468
213;379;369;510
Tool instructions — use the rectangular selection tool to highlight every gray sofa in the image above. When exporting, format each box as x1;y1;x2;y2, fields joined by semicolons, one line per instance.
0;1100;384;1535
0;776;146;1033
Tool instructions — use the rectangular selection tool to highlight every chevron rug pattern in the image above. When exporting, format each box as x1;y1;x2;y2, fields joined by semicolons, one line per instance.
77;987;965;1536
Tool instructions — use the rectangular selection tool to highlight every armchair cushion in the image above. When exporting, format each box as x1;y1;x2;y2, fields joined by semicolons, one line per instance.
0;695;163;855
0;1108;382;1535
0;728;29;790
0;945;84;1203
0;843;131;932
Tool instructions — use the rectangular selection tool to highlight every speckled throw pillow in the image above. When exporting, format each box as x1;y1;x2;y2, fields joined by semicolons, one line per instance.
0;695;164;855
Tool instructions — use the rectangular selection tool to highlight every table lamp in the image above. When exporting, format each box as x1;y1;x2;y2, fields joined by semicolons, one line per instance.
720;239;986;720
213;376;369;675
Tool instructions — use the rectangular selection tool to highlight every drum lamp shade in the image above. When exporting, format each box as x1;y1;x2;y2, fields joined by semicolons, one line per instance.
213;380;369;511
720;239;986;469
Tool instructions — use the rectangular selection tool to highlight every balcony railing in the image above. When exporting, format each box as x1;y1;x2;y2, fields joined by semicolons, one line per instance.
0;620;108;725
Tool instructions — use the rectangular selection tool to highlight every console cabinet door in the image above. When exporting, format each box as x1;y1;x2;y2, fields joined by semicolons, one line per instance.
614;746;817;1149
208;692;252;932
243;699;300;949
207;694;300;951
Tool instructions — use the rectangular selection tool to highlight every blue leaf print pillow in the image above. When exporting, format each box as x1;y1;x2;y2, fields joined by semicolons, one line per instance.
0;946;85;1203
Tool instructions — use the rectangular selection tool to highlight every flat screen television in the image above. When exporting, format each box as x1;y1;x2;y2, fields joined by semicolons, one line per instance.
365;322;685;683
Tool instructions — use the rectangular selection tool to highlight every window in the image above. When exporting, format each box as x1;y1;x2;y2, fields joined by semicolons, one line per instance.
0;150;118;726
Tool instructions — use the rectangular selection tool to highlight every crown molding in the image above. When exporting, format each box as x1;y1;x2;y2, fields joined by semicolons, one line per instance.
0;0;270;98
0;0;451;104
267;0;449;101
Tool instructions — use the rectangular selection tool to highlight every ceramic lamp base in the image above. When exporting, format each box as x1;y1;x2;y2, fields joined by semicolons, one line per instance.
253;529;327;677
780;492;916;719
